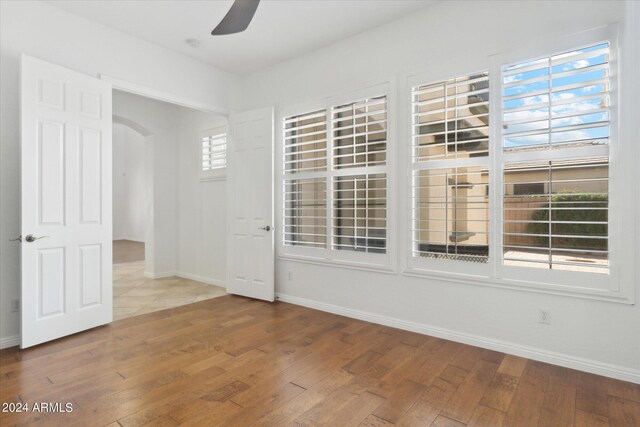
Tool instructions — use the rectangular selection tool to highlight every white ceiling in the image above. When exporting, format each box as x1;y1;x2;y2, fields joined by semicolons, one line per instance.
45;0;435;75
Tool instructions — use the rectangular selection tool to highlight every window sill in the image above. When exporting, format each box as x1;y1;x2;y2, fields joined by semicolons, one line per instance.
277;254;397;275
401;267;634;305
200;175;226;183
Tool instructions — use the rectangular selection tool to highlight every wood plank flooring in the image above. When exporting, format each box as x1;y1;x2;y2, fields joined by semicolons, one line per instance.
1;295;638;426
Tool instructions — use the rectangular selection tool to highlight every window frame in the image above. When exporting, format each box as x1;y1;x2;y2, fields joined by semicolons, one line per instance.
402;25;633;303
407;67;493;278
200;125;228;182
277;83;396;271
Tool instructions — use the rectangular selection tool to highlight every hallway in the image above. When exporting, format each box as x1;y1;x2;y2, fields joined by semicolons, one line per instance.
113;240;226;320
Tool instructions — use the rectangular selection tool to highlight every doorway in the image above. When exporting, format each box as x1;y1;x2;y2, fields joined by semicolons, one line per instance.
111;90;227;320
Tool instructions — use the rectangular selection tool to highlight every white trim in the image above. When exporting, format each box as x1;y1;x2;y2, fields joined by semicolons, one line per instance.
276;292;640;385
0;335;20;350
100;74;227;114
401;268;632;304
113;237;145;243
199;176;227;183
277;254;397;275
142;270;227;289
176;271;227;289
143;270;178;279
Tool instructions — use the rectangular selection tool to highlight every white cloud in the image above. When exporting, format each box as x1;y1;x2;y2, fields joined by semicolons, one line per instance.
561;59;589;71
503;74;518;84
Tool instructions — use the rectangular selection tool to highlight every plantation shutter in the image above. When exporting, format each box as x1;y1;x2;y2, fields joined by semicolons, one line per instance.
501;42;611;273
411;73;491;262
331;96;388;254
202;132;227;171
283;110;328;248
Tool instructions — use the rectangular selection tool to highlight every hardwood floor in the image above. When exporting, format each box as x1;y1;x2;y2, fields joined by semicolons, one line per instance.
1;296;638;426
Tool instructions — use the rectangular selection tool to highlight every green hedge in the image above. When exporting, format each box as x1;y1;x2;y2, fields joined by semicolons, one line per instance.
528;193;608;251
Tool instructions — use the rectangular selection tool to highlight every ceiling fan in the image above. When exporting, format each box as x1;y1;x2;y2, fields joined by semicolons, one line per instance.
211;0;261;36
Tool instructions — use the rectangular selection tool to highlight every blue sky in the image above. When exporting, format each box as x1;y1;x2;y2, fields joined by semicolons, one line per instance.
502;42;609;148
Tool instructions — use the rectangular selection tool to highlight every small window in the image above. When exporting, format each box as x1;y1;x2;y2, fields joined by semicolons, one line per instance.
200;127;227;181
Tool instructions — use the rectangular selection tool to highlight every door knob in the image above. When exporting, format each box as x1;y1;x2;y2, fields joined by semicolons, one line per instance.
25;234;49;243
259;226;272;231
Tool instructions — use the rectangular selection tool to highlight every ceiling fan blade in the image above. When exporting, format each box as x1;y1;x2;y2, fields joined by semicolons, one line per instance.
211;0;261;36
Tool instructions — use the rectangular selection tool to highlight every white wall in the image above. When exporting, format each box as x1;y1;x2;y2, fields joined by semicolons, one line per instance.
112;91;179;278
113;123;147;242
0;0;240;344
112;90;228;284
177;112;228;286
240;0;640;382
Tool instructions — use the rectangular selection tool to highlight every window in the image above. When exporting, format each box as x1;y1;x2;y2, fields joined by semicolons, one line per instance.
407;35;623;298
411;73;490;264
282;92;389;266
502;42;611;274
200;127;227;180
283;110;328;248
331;96;388;253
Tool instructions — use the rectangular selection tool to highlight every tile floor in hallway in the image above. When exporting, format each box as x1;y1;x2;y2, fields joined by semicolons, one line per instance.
113;260;227;320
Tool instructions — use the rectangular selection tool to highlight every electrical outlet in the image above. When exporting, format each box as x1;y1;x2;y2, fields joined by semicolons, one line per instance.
11;299;19;313
287;272;293;281
538;308;551;325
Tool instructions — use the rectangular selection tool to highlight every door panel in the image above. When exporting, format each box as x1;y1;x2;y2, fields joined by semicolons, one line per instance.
21;55;112;348
38;248;66;318
228;108;274;302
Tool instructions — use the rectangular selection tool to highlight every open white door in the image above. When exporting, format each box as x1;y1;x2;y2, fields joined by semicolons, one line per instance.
20;55;113;348
227;107;275;302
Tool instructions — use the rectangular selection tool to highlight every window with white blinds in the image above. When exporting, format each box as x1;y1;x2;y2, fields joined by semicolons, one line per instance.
284;178;327;248
503;43;609;151
283;110;328;248
332;96;388;253
413;74;490;161
333;173;387;254
332;96;387;169
201;132;227;171
412;167;489;261
501;42;611;274
282;94;388;258
411;73;490;263
284;110;327;174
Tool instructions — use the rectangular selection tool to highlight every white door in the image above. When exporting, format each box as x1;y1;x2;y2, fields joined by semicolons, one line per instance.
20;55;113;348
227;107;275;302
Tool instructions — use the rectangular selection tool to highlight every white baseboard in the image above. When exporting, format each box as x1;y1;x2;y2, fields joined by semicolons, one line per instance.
0;334;20;350
144;271;177;279
276;292;640;385
113;237;145;243
143;270;227;289
177;271;227;289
